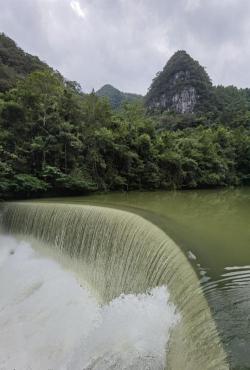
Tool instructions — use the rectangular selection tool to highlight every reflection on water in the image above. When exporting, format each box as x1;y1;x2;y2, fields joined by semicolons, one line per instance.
40;187;250;369
201;265;250;370
41;188;250;276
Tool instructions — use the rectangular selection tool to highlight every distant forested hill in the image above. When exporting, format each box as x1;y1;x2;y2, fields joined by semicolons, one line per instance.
96;84;143;109
0;33;49;92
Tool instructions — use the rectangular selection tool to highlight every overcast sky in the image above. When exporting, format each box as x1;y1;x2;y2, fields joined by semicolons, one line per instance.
1;0;250;94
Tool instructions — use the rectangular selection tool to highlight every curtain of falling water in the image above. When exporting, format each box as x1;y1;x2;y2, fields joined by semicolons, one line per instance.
0;202;229;370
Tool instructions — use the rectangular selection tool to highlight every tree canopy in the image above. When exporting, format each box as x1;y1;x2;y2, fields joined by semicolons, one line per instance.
0;35;249;199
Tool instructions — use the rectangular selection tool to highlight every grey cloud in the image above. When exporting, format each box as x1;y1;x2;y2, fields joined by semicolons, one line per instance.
0;0;250;94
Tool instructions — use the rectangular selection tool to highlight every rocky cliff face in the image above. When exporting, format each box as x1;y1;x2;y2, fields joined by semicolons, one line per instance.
145;51;212;114
172;86;197;113
149;82;197;113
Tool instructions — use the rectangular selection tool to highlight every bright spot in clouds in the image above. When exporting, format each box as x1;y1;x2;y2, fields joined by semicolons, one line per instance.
70;0;86;19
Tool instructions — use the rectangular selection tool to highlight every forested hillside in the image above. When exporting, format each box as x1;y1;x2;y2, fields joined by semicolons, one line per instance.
96;84;142;109
0;35;249;199
0;33;48;92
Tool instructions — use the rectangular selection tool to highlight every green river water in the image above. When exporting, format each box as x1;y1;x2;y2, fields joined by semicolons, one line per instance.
42;187;250;370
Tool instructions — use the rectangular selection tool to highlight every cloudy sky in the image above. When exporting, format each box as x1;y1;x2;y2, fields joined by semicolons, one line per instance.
1;0;250;94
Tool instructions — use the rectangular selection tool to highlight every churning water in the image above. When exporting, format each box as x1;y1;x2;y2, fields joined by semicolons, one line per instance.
0;235;179;370
0;202;229;369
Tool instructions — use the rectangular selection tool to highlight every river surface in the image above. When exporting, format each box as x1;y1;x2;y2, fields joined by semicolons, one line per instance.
43;187;250;370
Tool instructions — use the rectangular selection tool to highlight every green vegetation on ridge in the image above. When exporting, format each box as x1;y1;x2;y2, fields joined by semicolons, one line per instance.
0;33;48;92
96;84;142;109
0;34;249;199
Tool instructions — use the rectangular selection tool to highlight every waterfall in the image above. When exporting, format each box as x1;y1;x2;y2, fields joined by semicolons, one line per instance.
0;202;228;370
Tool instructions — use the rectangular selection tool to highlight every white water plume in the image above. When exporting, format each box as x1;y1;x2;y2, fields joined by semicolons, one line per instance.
0;235;179;370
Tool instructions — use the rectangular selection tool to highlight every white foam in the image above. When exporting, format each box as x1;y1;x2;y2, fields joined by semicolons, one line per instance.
224;265;250;271
0;234;179;370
